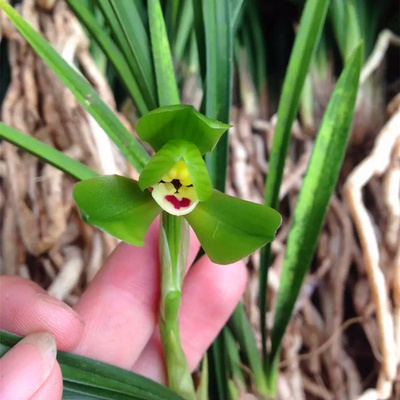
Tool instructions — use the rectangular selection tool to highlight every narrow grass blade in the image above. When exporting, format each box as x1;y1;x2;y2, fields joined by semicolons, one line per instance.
173;0;194;61
223;326;245;391
246;3;267;94
191;0;206;80
0;123;99;181
84;0;107;73
231;0;246;33
148;0;180;107
202;0;233;191
329;0;363;61
208;334;229;400
260;0;330;366
228;303;268;396
0;330;184;400
165;0;181;43
0;0;150;173
267;43;363;392
97;0;157;111
264;0;330;214
67;0;149;116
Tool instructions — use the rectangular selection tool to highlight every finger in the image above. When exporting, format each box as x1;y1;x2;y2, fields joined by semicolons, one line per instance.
73;222;200;369
132;256;247;383
180;258;246;369
0;276;85;350
0;332;57;400
29;363;62;400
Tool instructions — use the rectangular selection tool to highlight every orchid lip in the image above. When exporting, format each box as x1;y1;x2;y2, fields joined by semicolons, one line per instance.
150;181;199;216
147;158;200;216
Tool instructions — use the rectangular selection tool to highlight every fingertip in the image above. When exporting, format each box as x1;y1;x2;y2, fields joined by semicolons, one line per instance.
30;362;63;400
0;275;85;351
0;332;57;400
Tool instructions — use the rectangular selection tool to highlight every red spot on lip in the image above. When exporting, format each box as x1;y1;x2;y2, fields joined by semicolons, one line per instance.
165;195;191;210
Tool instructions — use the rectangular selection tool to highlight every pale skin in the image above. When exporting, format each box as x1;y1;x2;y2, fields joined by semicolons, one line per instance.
0;222;247;399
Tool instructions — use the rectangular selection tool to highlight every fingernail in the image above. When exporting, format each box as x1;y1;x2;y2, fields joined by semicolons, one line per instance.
35;292;85;325
19;332;57;380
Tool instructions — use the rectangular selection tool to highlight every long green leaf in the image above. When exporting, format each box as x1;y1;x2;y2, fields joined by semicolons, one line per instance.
148;0;180;107
329;0;363;61
245;3;267;93
0;0;150;173
231;0;246;33
267;43;363;392
263;0;330;208
202;0;233;191
173;0;194;61
208;335;229;400
0;123;99;181
191;0;206;80
164;0;181;44
0;330;184;400
260;0;330;366
66;0;149;116
228;303;268;396
97;0;157;111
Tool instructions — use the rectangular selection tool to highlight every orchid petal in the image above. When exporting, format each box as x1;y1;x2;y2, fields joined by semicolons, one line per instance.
185;190;282;264
73;175;161;246
139;139;212;201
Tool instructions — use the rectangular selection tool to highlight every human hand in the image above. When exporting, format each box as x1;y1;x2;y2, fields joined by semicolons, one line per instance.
0;223;247;399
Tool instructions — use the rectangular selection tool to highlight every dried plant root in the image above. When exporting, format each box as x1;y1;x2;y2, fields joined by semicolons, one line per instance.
344;106;400;399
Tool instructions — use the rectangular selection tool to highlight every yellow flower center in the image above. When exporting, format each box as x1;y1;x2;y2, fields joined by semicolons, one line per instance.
151;159;199;216
162;159;192;186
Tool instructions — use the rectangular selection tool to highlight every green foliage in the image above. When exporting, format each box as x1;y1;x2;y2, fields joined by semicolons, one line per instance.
259;0;330;368
267;43;363;393
0;123;99;181
96;0;157;110
0;0;150;173
67;0;151;115
148;0;180;106
201;0;233;191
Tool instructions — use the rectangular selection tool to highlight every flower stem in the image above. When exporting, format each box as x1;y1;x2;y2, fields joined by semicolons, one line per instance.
159;212;196;399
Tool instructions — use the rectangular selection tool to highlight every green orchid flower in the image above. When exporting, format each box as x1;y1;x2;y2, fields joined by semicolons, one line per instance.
73;105;281;264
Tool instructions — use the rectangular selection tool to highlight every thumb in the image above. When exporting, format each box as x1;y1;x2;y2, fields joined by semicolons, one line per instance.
0;332;58;399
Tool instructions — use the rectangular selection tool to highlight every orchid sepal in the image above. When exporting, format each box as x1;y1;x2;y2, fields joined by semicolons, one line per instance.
135;105;231;155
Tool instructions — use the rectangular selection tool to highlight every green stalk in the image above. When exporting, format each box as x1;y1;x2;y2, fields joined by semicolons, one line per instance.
159;214;195;399
147;1;194;397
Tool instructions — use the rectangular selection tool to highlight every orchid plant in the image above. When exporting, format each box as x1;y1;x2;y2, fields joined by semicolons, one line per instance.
73;105;281;266
0;0;363;398
73;104;281;399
